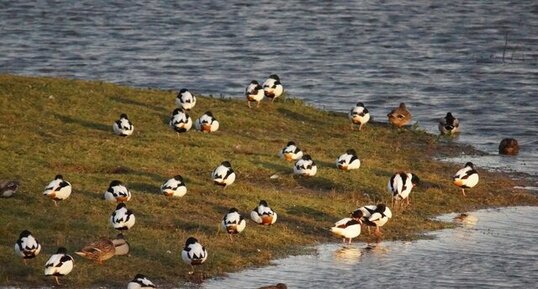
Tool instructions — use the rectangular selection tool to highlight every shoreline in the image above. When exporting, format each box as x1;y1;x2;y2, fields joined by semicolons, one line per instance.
1;74;537;288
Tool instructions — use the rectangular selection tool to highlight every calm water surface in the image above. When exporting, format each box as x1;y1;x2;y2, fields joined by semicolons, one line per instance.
202;206;538;289
0;0;537;178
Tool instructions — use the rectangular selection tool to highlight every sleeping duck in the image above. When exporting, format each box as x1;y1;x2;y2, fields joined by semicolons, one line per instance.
336;149;361;171
75;238;115;264
176;88;197;111
14;230;42;264
250;200;277;225
262;74;284;102
44;247;74;285
43;175;72;206
349;102;370;130
387;102;412;128
246;80;264;108
279;141;303;162
453;162;479;196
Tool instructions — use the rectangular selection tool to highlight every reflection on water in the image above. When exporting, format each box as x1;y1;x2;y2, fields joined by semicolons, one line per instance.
203;207;538;289
0;0;537;177
333;246;362;265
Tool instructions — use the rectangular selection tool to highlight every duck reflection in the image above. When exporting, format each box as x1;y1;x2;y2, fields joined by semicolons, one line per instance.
334;246;362;264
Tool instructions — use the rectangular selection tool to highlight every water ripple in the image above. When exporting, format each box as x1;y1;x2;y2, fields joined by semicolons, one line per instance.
0;0;537;177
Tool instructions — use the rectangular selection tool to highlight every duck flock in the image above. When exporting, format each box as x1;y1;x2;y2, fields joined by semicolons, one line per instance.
3;72;518;289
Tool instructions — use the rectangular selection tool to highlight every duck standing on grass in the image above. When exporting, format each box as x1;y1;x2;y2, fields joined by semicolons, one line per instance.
349;102;370;130
330;210;363;244
336;149;361;171
293;154;317;177
1;180;19;197
104;180;131;202
251;200;277;225
263;74;284;102
453;162;479;196
44;247;74;285
212;161;236;189
195;111;219;133
222;208;246;240
43;174;72;206
75;238;115;264
110;203;136;231
160;175;187;198
169;108;193;134
354;204;392;238
387;172;420;208
246;80;264;108
112;233;130;256
387;102;412;128
279;141;303;162
113;113;134;136
176;88;196;111
14;230;41;264
181;237;208;274
438;112;460;135
128;274;156;289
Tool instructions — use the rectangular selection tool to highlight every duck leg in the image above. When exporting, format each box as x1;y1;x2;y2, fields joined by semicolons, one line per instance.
374;227;383;243
461;188;466;196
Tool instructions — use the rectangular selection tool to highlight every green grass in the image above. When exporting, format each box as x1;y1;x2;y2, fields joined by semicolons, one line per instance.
0;74;536;288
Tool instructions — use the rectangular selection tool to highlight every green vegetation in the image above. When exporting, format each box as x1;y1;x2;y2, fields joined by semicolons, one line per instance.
0;74;536;288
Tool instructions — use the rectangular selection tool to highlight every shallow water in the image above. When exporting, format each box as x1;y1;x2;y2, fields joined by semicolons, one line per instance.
202;206;538;289
0;0;537;177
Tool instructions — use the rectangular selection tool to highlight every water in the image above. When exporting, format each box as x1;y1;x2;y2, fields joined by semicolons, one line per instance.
203;206;538;289
0;0;537;177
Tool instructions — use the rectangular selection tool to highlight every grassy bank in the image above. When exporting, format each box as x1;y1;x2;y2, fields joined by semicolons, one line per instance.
0;74;536;288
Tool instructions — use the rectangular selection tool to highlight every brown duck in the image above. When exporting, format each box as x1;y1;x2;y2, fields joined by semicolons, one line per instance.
75;238;116;264
387;102;412;128
499;138;519;155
